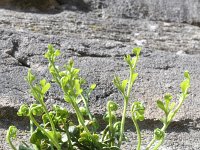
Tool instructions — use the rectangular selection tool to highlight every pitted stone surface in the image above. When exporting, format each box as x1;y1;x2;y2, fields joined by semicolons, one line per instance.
0;1;200;150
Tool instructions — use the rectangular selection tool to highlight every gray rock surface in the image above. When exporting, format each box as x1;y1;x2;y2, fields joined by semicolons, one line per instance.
0;0;200;149
97;0;200;25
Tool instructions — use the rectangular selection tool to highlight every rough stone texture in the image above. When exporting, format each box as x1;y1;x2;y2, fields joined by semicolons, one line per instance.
0;0;200;150
93;0;200;25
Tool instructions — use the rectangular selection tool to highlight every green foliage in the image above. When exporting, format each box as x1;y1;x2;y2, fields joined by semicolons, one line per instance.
154;128;165;141
7;126;17;140
17;104;29;117
7;45;191;150
131;102;145;122
146;70;190;150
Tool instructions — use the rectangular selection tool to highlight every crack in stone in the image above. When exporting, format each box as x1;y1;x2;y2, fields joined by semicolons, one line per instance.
154;65;174;70
12;87;25;94
5;40;19;57
17;57;30;68
68;48;112;58
5;40;30;68
67;48;150;58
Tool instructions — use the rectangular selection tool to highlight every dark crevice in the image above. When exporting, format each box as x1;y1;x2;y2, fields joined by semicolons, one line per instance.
184;50;200;55
0;0;91;13
6;40;19;57
1;105;199;133
124;118;200;133
17;57;31;68
190;21;200;28
68;48;150;59
12;87;26;93
154;65;174;70
5;40;30;68
113;51;151;59
95;90;115;101
56;0;91;12
77;51;111;58
68;48;112;58
94;115;200;132
0;106;20;123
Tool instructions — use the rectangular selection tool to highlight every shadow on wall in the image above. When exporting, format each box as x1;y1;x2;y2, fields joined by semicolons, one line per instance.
57;0;91;11
0;0;91;13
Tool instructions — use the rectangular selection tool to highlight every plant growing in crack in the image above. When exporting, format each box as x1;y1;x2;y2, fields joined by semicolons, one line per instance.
146;70;190;150
6;45;190;150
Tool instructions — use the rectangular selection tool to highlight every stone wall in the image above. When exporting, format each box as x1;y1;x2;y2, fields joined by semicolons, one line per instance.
1;0;200;25
0;1;200;149
92;0;200;24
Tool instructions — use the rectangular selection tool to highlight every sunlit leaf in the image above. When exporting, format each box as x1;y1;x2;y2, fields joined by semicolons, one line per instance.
40;79;46;87
132;47;141;56
31;104;44;116
157;100;166;114
27;69;35;84
107;101;118;111
169;102;176;110
17;104;29;117
131;73;138;84
54;49;61;57
184;70;190;79
180;79;190;94
7;126;17;140
90;83;97;90
167;112;174;123
42;83;51;94
121;79;128;92
79;107;87;116
124;54;131;65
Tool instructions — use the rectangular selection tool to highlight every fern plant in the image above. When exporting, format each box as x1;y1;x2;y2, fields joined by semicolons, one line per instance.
7;45;190;150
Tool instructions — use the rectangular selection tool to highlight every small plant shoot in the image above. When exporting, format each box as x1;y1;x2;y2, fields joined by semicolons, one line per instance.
7;45;190;150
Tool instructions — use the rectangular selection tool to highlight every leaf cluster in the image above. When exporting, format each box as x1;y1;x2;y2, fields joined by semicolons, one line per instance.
6;45;191;150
